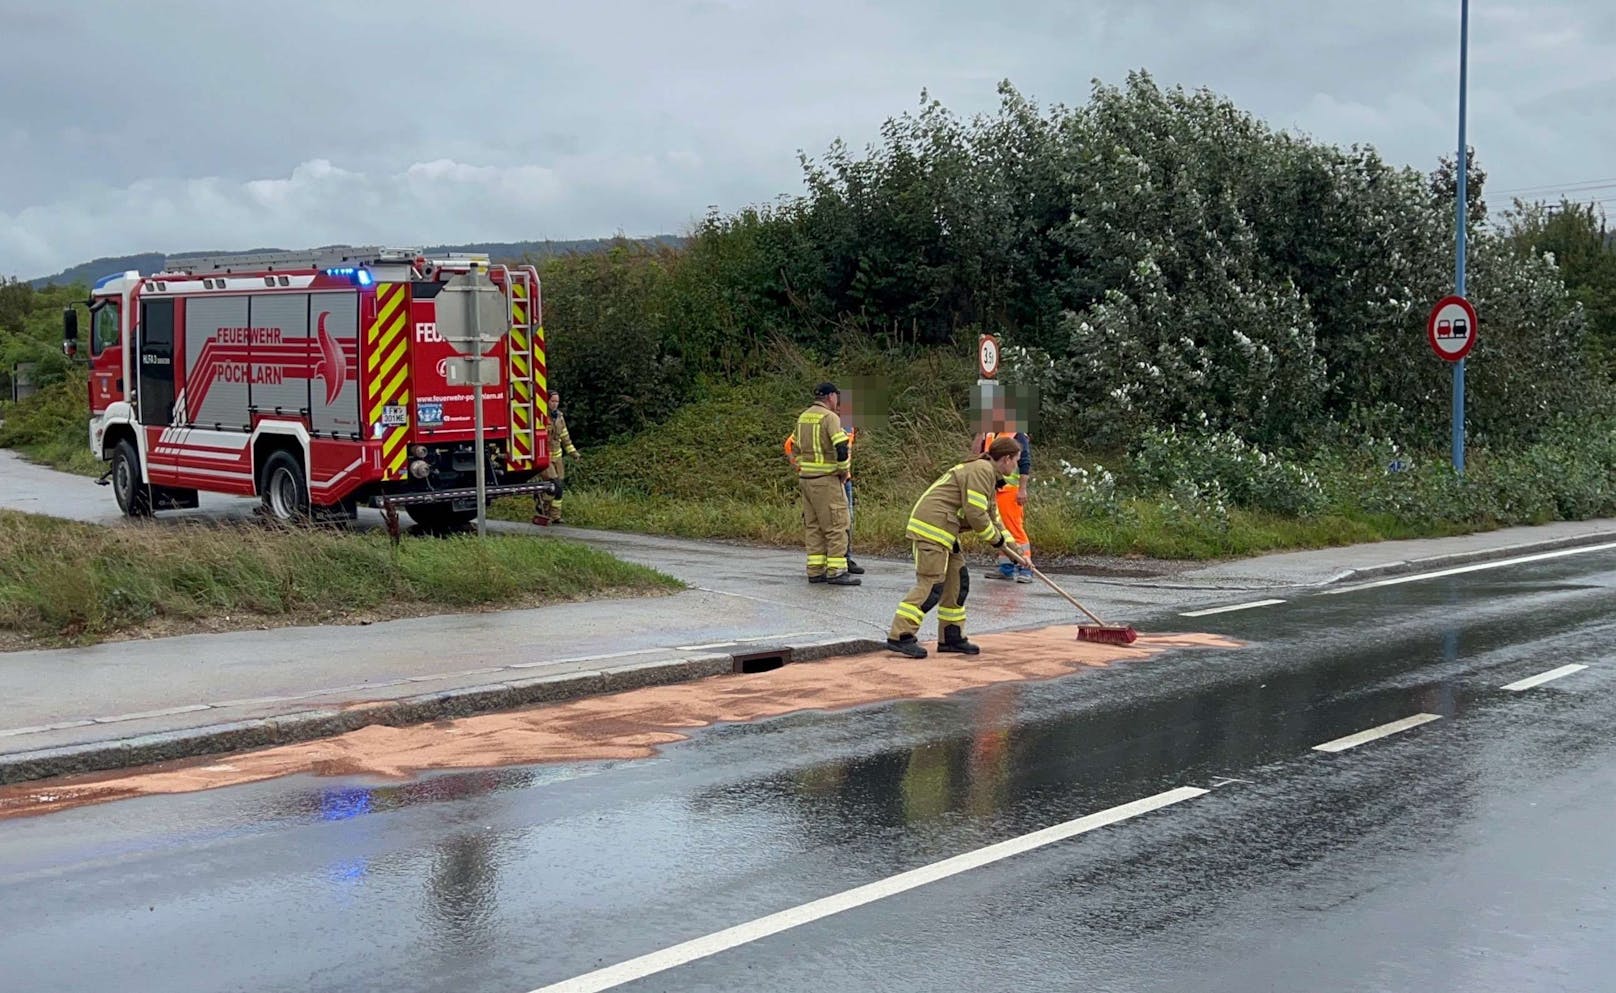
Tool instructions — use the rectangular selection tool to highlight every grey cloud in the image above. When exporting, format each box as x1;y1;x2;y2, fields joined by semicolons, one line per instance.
2;0;1613;277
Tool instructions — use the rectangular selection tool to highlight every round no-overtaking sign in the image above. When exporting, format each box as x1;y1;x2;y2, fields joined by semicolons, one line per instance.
1427;295;1478;362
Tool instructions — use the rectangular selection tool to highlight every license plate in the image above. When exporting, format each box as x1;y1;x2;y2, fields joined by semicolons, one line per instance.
381;404;408;426
416;402;444;426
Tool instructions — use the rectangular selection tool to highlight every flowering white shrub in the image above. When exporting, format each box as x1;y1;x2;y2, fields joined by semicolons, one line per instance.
1046;459;1125;519
996;73;1594;450
1131;427;1328;517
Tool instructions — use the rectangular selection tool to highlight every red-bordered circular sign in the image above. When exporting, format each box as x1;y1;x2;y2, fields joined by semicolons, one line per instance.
1427;295;1478;362
978;334;1001;379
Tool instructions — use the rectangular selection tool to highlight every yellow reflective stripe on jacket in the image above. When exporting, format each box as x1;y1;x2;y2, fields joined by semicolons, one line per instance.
796;407;829;476
966;488;990;511
907;517;955;547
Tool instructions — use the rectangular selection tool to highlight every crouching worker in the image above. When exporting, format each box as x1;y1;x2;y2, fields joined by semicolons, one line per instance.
887;436;1023;659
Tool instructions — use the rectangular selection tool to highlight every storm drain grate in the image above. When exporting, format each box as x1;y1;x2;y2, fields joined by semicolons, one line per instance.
732;648;790;674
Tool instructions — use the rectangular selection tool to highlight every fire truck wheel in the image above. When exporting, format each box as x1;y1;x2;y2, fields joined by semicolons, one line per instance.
111;440;153;518
259;451;310;524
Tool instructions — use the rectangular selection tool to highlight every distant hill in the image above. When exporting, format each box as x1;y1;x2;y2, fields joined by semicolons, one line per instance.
27;236;685;288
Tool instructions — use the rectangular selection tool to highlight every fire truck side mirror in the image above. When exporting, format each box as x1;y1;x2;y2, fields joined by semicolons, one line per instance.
62;307;79;358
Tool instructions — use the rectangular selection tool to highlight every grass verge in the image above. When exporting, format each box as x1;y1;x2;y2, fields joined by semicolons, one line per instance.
493;488;1466;563
0;509;681;649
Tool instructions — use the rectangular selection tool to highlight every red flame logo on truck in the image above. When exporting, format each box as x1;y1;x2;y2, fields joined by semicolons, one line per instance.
312;311;346;405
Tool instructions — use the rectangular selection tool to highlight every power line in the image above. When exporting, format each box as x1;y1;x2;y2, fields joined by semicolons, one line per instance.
1490;176;1616;197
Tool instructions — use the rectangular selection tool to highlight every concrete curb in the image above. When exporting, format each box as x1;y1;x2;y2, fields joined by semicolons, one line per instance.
0;635;886;787
1315;529;1616;588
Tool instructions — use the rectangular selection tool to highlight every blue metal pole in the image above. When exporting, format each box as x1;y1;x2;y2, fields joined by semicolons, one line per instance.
1452;0;1469;474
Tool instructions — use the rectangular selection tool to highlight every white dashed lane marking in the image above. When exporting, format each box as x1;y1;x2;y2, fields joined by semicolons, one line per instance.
1180;599;1286;617
1313;713;1443;753
1502;664;1588;692
1323;542;1616;595
524;786;1210;993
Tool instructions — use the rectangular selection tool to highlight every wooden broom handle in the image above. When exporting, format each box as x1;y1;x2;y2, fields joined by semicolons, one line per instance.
1000;545;1109;626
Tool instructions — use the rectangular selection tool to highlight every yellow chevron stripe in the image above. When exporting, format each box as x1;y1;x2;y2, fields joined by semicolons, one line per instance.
373;337;408;391
367;312;407;376
369;366;409;424
367;324;405;375
366;290;397;344
380;363;409;404
375;285;406;334
369;340;404;396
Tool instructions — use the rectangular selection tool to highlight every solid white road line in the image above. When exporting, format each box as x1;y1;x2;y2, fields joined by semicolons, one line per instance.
1180;599;1286;617
1502;663;1589;692
1323;541;1616;595
1313;713;1442;753
524;786;1209;993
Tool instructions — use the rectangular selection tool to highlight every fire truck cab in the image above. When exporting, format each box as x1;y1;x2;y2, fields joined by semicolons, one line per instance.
64;247;551;527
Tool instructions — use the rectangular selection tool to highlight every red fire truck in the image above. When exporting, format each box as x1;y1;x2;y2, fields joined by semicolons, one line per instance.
62;247;552;528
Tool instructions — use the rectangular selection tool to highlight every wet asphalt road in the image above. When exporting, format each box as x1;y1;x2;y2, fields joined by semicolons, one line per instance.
2;550;1614;993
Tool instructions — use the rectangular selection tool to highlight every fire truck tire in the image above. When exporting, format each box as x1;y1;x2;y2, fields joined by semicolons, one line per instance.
404;503;478;529
111;440;153;518
259;451;310;524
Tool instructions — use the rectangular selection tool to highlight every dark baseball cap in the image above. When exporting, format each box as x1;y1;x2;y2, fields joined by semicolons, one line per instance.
813;381;840;398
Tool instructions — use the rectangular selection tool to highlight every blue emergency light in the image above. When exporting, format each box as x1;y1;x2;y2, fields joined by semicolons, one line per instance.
323;266;374;287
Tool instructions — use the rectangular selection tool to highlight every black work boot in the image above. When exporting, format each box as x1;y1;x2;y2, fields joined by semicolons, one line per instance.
826;571;862;587
937;625;981;655
886;635;928;659
846;557;866;575
808;574;828;584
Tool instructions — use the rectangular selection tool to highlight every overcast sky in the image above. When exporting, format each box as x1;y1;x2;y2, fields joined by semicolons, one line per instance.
2;0;1612;279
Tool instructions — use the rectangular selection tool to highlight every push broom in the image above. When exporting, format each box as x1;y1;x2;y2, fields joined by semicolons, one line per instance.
1003;548;1138;645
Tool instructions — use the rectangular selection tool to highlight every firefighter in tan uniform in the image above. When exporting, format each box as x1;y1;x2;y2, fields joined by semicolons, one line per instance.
538;388;582;524
794;383;859;586
886;436;1022;658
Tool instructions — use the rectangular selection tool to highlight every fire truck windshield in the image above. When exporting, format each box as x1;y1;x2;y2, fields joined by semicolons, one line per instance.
89;299;120;356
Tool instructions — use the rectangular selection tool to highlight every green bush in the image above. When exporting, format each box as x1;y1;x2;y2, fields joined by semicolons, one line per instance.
0;375;102;475
1130;427;1328;517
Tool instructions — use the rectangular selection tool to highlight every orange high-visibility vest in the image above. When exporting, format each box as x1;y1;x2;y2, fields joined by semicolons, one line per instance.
978;432;1027;487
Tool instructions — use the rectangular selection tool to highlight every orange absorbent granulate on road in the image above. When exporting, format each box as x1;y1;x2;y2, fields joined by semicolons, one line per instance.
0;628;1240;819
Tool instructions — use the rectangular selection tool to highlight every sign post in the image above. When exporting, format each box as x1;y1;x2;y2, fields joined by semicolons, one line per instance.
437;268;507;537
1452;0;1471;473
